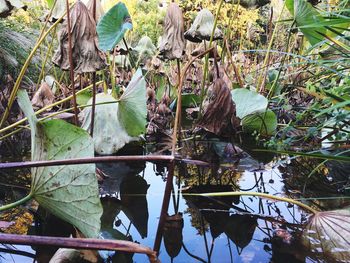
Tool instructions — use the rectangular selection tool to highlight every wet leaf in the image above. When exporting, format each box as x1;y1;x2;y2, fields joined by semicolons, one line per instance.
52;0;106;73
184;9;223;43
118;68;147;137
242;110;277;135
159;3;185;60
96;2;132;51
17;89;103;238
231;88;268;119
302;208;350;262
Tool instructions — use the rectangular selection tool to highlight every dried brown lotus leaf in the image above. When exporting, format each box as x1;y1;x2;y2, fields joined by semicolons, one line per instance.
85;0;104;23
159;3;185;60
185;9;223;43
31;82;55;110
197;78;240;136
302;209;350;262
52;0;106;73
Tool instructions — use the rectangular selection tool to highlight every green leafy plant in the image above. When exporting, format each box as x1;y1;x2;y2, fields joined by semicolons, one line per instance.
96;2;132;51
0;90;103;238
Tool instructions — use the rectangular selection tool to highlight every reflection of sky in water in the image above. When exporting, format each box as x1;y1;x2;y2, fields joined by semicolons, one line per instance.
0;162;316;262
115;163;310;263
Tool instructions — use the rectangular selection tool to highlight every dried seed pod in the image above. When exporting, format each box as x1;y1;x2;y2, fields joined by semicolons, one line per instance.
158;3;185;60
52;0;106;74
184;9;223;43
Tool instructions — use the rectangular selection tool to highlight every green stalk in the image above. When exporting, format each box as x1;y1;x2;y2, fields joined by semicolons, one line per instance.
0;14;65;129
36;26;57;89
185;191;317;214
0;194;33;212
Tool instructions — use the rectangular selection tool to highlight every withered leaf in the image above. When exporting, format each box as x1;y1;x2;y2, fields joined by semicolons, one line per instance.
197;78;240;136
52;0;106;73
31;82;55;110
184;9;223;43
159;3;185;60
85;0;104;23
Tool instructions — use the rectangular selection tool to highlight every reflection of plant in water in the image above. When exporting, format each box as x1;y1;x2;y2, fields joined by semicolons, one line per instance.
279;156;350;210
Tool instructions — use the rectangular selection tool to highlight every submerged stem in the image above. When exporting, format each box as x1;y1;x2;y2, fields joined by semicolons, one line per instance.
0;194;33;212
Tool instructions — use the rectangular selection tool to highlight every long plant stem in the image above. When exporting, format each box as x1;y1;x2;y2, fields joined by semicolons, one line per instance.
172;47;214;154
187;191;317;214
66;0;79;125
198;0;225;119
0;234;158;263
0;194;32;212
90;0;97;136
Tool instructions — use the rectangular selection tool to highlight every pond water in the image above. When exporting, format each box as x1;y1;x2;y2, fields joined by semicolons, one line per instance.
0;139;349;262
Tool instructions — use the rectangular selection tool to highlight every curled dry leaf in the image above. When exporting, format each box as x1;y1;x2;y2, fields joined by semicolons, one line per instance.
197;78;240;136
52;0;106;74
31;82;54;110
302;208;350;262
85;0;104;23
184;9;223;43
158;3;185;60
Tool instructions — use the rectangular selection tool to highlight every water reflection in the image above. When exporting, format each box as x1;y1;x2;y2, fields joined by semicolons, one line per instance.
0;141;349;262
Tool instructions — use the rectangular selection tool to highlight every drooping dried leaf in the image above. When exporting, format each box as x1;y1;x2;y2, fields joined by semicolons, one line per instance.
31;82;55;110
159;3;185;60
302;208;350;262
52;0;106;73
197;78;240;136
184;9;223;43
85;0;104;23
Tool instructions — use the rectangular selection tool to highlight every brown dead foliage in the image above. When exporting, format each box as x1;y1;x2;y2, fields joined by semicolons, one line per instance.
197;78;240;136
158;3;185;60
52;0;106;74
86;0;104;23
31;82;54;109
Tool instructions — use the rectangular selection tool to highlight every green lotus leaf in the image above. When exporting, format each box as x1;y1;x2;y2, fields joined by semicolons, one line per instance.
118;68;147;137
231;88;268;119
242;110;277;136
96;2;132;51
17;89;102;238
